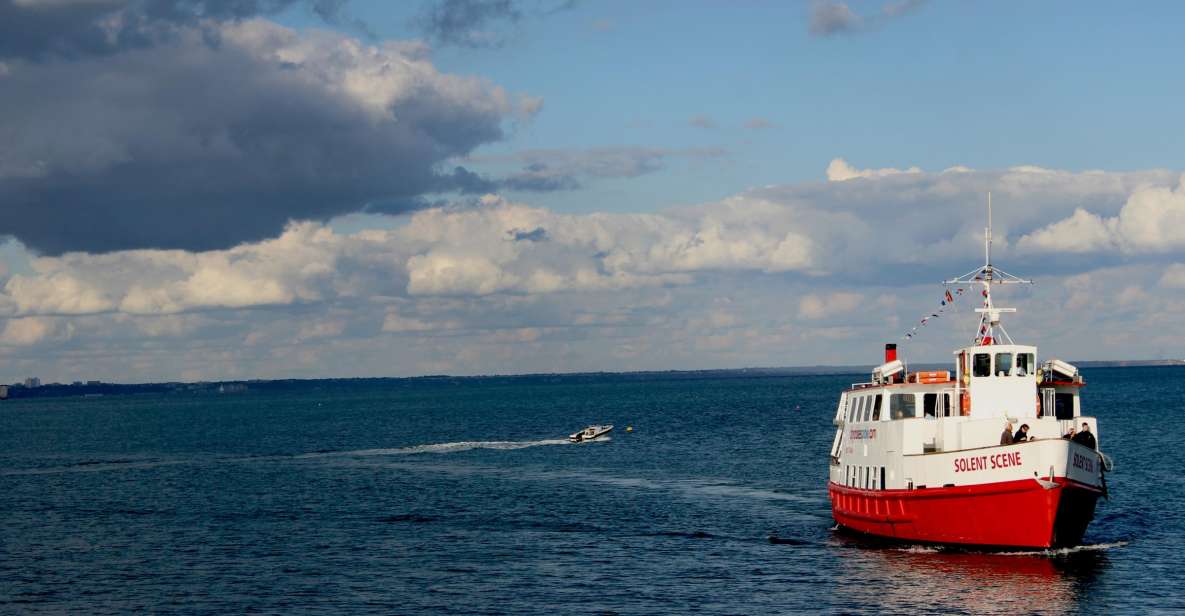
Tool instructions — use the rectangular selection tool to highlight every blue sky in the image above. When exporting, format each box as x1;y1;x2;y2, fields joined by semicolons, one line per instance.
279;1;1185;212
2;1;1185;382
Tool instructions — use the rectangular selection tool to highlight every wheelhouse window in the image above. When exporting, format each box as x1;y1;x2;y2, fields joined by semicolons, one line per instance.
973;353;991;377
995;353;1013;376
1016;353;1034;377
890;393;916;419
923;393;937;417
872;395;882;421
1055;393;1076;420
862;397;873;422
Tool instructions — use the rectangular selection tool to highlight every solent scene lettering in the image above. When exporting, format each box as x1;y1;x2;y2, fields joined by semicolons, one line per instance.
953;451;1022;473
849;428;877;440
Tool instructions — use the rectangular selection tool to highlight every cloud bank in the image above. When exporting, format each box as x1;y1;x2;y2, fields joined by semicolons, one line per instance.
0;13;536;254
5;160;1185;382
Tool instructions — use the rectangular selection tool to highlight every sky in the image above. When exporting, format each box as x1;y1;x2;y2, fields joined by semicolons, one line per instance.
2;0;1185;383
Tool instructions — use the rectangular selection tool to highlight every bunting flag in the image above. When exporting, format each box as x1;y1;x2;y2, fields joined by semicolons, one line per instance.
902;287;966;340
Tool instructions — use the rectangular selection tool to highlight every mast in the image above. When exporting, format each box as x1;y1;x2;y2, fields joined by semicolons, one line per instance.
944;192;1031;345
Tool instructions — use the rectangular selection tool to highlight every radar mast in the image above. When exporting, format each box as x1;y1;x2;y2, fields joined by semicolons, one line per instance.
944;192;1032;345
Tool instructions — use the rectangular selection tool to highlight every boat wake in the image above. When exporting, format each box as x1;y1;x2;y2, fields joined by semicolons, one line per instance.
298;439;570;458
889;540;1129;556
997;541;1130;556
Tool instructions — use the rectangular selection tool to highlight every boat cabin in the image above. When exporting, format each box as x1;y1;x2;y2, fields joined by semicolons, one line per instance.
956;343;1038;419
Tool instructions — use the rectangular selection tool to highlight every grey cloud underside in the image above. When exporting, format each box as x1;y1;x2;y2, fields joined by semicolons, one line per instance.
0;25;513;254
0;0;351;60
809;0;927;37
470;147;726;193
414;0;577;48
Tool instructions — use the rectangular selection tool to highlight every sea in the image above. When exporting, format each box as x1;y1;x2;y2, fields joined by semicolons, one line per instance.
2;366;1183;615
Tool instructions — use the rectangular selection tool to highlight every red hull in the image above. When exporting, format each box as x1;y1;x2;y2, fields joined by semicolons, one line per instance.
828;477;1101;548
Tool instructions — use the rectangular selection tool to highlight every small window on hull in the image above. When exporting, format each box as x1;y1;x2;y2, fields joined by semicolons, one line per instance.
973;353;991;377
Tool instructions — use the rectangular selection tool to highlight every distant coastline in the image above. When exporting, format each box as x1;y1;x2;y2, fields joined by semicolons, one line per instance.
2;359;1183;401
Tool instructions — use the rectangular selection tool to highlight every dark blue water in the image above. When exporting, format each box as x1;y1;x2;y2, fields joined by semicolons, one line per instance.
3;367;1183;614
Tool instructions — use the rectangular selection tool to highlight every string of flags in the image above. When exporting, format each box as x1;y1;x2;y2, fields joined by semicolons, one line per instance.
903;287;966;340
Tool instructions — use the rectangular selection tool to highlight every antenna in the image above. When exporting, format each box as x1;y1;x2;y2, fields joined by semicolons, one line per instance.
944;192;1031;345
985;191;992;270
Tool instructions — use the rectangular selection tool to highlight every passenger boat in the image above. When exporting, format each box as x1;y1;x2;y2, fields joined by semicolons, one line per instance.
569;424;613;443
827;199;1110;548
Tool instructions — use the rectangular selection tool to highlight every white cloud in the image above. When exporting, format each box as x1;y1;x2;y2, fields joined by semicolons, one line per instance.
1160;264;1185;288
5;160;1185;381
799;292;863;319
826;158;921;181
1015;208;1116;253
1;316;71;346
1019;174;1185;254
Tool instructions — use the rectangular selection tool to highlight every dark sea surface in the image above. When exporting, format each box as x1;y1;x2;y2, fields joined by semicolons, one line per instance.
2;366;1183;615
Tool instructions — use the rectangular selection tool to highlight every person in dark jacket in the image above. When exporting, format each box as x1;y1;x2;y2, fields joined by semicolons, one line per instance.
1013;424;1031;442
1072;422;1097;449
1000;422;1015;445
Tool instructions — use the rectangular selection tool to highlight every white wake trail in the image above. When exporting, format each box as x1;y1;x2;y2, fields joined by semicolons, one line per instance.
298;439;571;458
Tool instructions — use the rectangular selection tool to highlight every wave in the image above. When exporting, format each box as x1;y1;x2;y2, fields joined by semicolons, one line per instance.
298;439;570;458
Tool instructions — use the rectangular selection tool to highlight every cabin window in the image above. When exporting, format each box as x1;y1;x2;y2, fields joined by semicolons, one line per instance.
872;395;882;421
973;353;991;377
864;467;870;489
881;467;886;490
890;393;916;419
995;353;1013;376
848;398;858;422
853;397;865;422
1055;393;1076;420
862;397;873;422
923;393;937;417
1016;353;1035;377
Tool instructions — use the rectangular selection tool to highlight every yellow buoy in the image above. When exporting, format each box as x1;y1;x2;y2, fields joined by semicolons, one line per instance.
626;426;633;432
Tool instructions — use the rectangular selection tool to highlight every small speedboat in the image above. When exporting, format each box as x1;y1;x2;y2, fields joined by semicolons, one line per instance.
569;424;613;443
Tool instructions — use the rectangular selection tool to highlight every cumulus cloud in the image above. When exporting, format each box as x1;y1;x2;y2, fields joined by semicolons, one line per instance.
826;158;921;181
1018;174;1185;254
5;160;1185;381
809;0;928;37
1;316;72;346
798;292;863;320
0;18;534;254
1160;264;1185;289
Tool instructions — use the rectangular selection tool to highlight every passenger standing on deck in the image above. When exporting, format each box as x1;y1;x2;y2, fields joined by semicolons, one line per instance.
1072;423;1097;449
1013;424;1031;442
1000;422;1015;445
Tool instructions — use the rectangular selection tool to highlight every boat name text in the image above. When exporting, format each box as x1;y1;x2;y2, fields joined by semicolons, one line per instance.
850;428;877;440
1072;452;1095;473
953;451;1022;473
